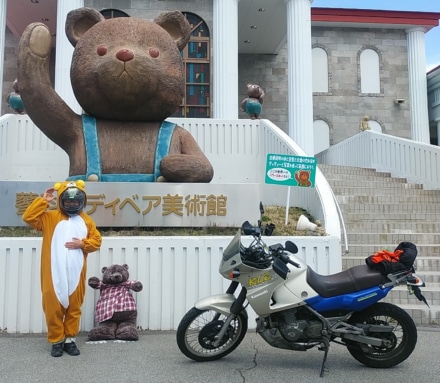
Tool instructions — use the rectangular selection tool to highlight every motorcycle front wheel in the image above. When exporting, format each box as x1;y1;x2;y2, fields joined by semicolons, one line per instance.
176;307;248;362
346;302;417;368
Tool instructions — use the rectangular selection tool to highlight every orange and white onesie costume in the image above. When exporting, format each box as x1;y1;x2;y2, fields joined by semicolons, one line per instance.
22;181;102;344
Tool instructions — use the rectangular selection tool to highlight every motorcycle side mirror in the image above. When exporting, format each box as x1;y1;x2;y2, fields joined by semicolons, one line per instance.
259;201;265;215
285;241;298;254
242;221;259;236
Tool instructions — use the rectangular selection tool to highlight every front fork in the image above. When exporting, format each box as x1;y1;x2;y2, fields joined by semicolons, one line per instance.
212;282;247;347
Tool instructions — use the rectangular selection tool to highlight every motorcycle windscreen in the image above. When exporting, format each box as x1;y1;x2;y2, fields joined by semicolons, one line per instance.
304;285;392;313
223;229;242;261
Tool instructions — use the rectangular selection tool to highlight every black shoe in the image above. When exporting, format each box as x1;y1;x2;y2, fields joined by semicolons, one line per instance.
63;341;80;356
51;342;64;357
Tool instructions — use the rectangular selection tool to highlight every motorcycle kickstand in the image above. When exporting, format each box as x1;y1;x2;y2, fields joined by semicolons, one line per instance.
318;334;330;378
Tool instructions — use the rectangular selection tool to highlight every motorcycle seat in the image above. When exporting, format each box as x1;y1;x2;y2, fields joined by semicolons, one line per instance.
306;264;388;298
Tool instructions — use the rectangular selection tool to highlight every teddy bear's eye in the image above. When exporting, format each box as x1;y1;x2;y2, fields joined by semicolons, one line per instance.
97;45;108;56
149;47;160;58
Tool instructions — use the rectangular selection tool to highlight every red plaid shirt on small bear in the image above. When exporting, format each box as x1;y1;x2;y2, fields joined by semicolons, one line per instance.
94;281;139;323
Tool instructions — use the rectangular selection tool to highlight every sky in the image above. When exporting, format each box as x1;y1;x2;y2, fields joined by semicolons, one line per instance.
312;0;440;71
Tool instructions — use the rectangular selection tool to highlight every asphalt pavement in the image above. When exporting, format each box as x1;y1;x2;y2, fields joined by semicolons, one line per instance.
1;326;439;383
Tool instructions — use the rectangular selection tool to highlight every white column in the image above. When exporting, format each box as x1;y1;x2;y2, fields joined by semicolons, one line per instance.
406;27;430;144
212;0;238;119
286;0;314;155
436;118;440;146
55;0;83;114
0;0;7;114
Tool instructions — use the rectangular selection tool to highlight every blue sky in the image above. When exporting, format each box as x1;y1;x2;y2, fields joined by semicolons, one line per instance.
312;0;440;71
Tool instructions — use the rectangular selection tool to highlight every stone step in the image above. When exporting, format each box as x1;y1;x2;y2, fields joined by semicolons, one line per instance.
326;180;423;188
403;271;440;284
342;221;440;233
413;256;440;270
340;211;440;221
385;285;440;306
335;195;440;204
330;186;428;195
345;233;440;244
342;244;440;256
339;203;440;213
318;164;395;177
342;255;440;270
395;304;440;326
324;175;408;183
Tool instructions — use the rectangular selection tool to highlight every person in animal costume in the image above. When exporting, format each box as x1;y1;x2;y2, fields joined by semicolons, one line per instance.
22;180;102;357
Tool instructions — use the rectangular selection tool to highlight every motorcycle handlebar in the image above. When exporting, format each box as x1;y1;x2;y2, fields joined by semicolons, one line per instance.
269;243;301;268
287;258;301;268
279;252;301;268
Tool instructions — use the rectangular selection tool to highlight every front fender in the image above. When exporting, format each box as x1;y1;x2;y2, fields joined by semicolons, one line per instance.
195;293;236;315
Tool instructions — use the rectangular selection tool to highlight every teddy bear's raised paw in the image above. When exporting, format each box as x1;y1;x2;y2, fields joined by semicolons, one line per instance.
23;23;52;58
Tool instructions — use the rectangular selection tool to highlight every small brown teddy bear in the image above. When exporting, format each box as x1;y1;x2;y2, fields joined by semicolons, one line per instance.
6;79;25;114
88;264;143;341
359;115;371;131
241;83;265;119
17;7;213;183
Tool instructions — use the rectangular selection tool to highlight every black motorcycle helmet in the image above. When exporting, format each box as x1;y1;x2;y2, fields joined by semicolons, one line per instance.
59;187;86;216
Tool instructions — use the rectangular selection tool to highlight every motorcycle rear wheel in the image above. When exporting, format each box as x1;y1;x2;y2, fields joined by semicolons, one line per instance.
176;307;248;362
346;302;417;368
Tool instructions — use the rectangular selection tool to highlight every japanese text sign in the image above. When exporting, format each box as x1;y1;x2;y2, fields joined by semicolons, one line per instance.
1;181;261;227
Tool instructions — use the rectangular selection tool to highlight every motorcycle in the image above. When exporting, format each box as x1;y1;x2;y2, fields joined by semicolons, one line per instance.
176;204;429;377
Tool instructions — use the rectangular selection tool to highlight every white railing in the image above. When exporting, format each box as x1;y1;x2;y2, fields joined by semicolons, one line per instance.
0;114;69;181
316;130;440;190
0;236;341;333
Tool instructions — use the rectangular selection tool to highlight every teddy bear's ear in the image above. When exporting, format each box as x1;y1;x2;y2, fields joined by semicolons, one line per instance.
153;11;191;51
101;266;107;273
122;264;129;270
65;7;105;47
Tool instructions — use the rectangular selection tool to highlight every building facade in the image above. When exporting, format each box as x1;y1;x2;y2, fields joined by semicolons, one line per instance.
2;0;440;154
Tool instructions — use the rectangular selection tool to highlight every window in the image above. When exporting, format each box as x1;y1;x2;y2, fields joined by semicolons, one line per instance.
313;119;330;154
100;9;130;19
359;48;381;94
172;13;211;118
368;120;383;133
312;47;329;93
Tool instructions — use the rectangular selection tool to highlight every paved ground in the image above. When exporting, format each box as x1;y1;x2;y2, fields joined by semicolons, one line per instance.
1;326;439;383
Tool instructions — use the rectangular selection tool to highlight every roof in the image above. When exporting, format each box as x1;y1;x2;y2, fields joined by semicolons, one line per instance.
312;8;440;31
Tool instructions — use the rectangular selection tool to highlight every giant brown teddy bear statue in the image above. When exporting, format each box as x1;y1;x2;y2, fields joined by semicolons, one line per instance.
17;7;213;183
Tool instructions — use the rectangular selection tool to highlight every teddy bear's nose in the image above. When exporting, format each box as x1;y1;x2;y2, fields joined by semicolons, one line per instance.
116;49;134;62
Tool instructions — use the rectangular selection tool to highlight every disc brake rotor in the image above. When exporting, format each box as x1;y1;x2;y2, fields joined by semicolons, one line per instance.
198;320;231;349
